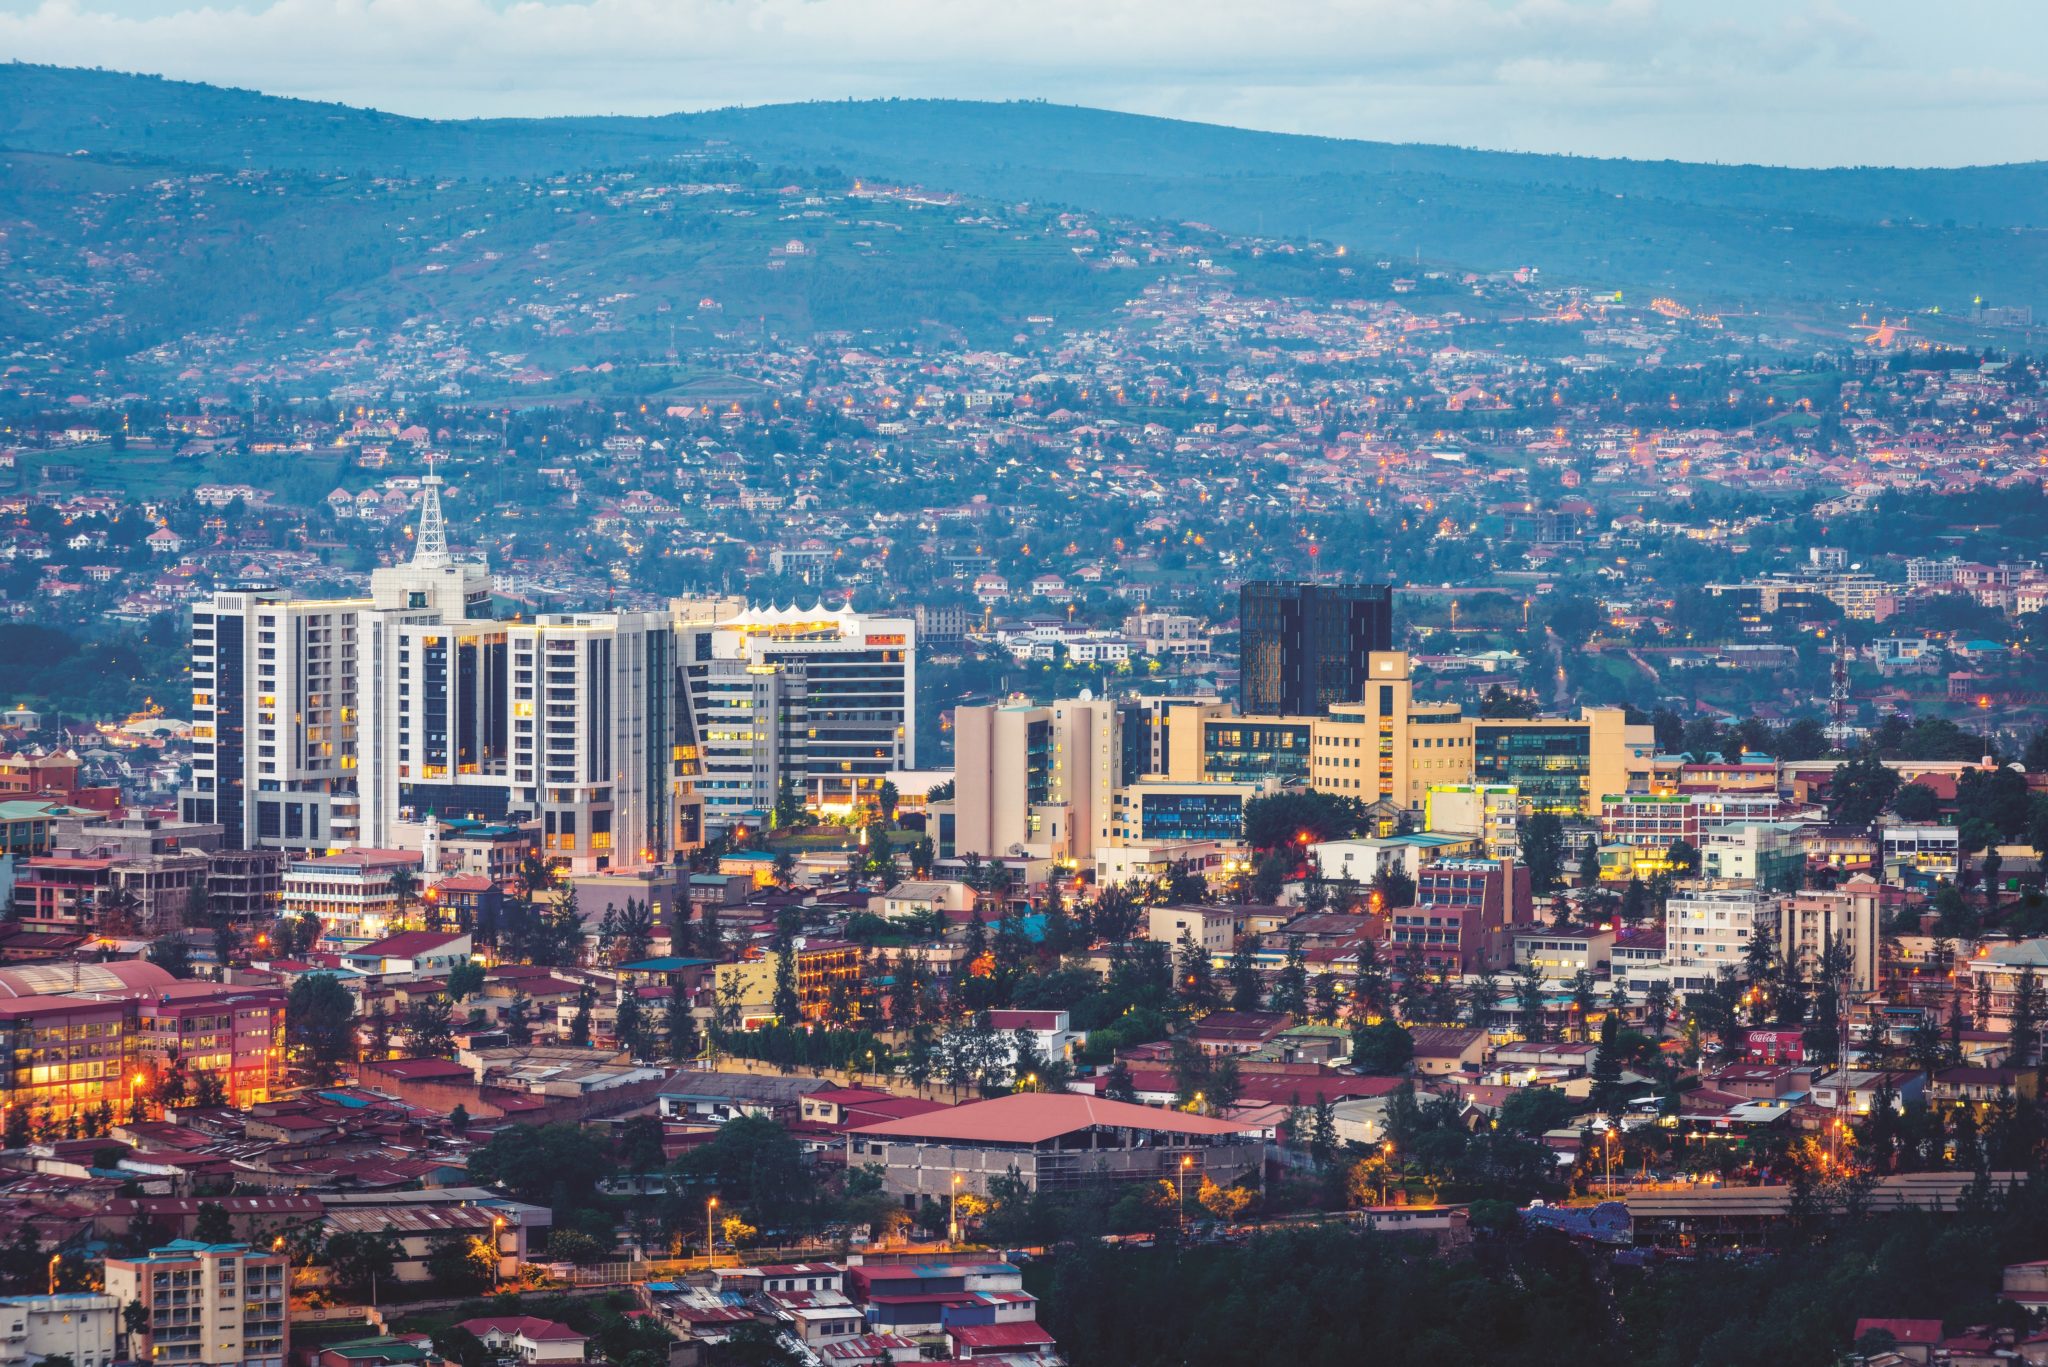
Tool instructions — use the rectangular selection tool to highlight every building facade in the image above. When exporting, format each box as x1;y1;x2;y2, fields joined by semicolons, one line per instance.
104;1241;288;1367
673;599;915;833
0;1294;120;1367
1238;581;1394;717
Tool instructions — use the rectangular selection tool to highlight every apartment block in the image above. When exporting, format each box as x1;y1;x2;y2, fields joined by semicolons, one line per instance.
104;1241;288;1367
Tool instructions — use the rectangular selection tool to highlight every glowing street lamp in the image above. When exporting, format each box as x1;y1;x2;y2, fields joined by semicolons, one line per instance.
1178;1154;1193;1234
706;1196;719;1269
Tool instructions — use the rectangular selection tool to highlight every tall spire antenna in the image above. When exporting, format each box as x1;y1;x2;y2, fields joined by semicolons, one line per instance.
414;453;451;567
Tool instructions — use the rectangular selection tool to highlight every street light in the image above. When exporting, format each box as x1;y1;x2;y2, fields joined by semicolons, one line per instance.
492;1216;505;1290
1178;1154;1193;1235
706;1196;719;1270
949;1174;963;1246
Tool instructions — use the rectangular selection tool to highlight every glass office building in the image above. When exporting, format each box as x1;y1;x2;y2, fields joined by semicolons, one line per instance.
1239;581;1394;716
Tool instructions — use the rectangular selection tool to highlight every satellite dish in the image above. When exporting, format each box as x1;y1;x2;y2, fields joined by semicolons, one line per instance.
1007;844;1027;858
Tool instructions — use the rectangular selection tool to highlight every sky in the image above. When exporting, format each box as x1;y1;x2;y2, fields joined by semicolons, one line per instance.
2;0;2045;168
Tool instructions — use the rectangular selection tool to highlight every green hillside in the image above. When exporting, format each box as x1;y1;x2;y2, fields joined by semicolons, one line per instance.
2;64;2046;315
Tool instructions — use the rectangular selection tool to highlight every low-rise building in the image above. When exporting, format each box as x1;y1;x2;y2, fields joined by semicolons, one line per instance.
0;1293;120;1367
845;1092;1262;1201
455;1317;586;1365
1513;924;1615;977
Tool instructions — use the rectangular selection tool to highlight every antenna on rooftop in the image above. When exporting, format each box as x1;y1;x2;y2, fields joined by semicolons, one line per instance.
1827;634;1852;744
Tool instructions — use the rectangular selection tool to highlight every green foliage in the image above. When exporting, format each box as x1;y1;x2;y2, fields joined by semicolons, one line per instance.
1522;814;1567;893
1350;1019;1414;1075
285;973;358;1085
423;1233;496;1295
322;1231;397;1301
445;961;486;1001
1243;791;1367;852
673;1115;815;1227
1829;750;1900;828
467;1123;616;1214
146;934;194;980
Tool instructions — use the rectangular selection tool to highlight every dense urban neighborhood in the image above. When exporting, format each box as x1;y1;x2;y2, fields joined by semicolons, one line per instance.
2;57;2048;1367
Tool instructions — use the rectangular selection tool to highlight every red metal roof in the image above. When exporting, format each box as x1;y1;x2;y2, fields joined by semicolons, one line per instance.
848;1092;1253;1144
948;1322;1055;1348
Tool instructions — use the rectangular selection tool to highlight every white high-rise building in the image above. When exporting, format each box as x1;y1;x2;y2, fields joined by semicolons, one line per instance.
354;474;677;873
673;598;914;831
191;472;681;874
183;589;368;851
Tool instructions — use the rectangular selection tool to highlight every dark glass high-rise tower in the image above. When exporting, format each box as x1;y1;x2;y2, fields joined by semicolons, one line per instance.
1239;581;1394;716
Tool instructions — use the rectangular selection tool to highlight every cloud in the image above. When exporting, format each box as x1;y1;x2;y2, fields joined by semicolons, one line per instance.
1;0;2044;165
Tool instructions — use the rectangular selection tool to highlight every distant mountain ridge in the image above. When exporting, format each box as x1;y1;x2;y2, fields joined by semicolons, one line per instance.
3;63;2047;310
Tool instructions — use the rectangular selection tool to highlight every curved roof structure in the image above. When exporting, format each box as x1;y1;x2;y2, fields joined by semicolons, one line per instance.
0;960;176;999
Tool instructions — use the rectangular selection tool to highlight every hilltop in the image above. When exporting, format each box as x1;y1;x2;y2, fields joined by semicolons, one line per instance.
3;64;2046;312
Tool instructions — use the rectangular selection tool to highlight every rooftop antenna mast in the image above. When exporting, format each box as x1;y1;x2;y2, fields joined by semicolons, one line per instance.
1828;634;1852;745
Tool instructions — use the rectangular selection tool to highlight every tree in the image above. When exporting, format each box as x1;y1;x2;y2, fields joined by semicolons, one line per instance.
1643;979;1675;1037
1522;813;1566;893
1103;1060;1138;1102
1590;1011;1626;1118
448;1103;471;1136
674;1115;815;1226
1351;1019;1414;1075
619;983;655;1058
1577;841;1601;889
192;1201;234;1244
1514;962;1547;1043
2009;967;2043;1069
1829;750;1901;828
401;994;457;1058
1196;1176;1254;1223
1271;939;1308;1017
431;1328;491;1367
389;866;420;928
323;1230;397;1301
467;1122;617;1213
445;961;485;1001
1241;790;1365;851
1175;931;1220;1013
423;1233;496;1295
1465;967;1500;1031
570;986;594;1045
505;993;535;1047
1228;937;1264;1012
1891;782;1941;823
365;999;394;1060
665;978;701;1061
615;898;657;965
285;973;357;1085
146;934;194;980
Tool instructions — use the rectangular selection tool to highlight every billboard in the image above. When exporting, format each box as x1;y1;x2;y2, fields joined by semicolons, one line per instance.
1744;1028;1805;1064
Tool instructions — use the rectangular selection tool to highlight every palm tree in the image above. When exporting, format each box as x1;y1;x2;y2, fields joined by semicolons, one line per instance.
388;866;420;931
1466;966;1501;1031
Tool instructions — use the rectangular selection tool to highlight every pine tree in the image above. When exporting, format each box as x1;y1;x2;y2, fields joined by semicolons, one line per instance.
1229;936;1265;1012
616;986;648;1059
1591;1010;1625;1118
666;979;700;1061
